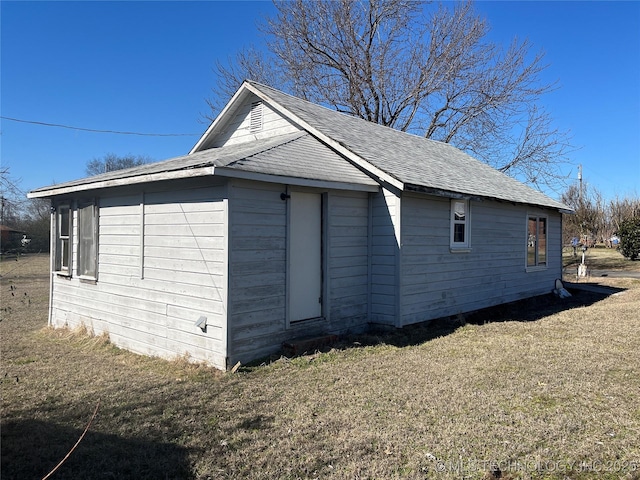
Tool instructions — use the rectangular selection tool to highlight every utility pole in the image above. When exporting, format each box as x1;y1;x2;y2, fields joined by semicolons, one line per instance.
577;164;583;201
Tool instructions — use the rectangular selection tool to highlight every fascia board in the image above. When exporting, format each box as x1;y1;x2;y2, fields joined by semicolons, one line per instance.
27;163;380;199
405;183;573;214
27;166;216;198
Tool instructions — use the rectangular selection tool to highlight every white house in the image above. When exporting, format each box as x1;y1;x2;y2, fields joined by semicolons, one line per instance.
28;81;572;369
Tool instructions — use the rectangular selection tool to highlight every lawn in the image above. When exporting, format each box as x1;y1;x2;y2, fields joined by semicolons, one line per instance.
2;254;640;480
563;245;639;272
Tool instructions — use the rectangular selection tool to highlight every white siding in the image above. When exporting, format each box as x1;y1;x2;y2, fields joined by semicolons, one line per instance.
49;184;229;369
212;93;300;148
369;188;401;326
399;194;563;325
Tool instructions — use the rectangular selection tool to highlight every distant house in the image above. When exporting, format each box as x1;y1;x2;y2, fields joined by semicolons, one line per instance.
1;225;25;252
28;81;572;370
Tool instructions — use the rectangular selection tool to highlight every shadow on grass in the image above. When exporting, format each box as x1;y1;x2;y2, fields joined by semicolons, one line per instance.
1;418;193;480
356;286;624;350
271;286;626;361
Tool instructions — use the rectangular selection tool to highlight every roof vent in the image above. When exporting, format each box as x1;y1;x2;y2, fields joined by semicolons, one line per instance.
249;101;263;133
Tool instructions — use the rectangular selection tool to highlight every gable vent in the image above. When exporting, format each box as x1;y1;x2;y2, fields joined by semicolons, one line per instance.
249;101;263;133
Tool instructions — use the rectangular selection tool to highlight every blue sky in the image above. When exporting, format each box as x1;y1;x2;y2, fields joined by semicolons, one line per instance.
2;1;639;202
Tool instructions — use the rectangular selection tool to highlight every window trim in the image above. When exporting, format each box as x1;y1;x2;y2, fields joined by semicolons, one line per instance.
77;200;99;281
55;204;72;276
526;214;548;271
450;199;471;251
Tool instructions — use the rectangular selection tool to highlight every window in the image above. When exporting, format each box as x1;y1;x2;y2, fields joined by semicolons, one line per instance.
55;205;71;273
54;202;98;279
450;199;470;249
527;216;547;268
77;202;98;279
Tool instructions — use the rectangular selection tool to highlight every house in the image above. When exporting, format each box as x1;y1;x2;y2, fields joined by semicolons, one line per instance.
1;225;25;253
28;81;572;370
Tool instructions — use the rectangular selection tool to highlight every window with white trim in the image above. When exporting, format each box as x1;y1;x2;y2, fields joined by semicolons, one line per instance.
55;205;71;273
527;215;547;268
77;202;98;279
450;199;470;248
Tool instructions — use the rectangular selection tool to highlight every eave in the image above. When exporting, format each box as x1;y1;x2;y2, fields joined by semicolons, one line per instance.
27;166;216;198
405;183;574;213
28;165;379;199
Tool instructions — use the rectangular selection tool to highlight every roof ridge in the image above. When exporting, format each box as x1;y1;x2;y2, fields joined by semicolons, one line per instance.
246;80;460;148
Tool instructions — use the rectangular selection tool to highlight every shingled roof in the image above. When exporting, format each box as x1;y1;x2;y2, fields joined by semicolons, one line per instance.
239;81;569;211
29;131;378;197
30;80;570;212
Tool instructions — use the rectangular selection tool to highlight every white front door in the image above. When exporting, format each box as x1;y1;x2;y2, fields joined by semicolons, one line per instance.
289;191;323;322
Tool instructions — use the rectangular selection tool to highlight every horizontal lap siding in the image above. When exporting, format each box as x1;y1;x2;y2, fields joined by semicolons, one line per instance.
227;184;373;364
212;93;299;148
400;195;563;325
142;187;228;367
370;189;400;325
328;192;369;332
50;186;229;369
227;181;288;364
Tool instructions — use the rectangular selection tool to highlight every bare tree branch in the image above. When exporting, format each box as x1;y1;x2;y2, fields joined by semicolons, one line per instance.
86;153;151;177
208;0;574;191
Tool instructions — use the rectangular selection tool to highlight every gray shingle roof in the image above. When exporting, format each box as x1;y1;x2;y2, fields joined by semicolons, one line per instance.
30;80;570;212
29;131;377;195
248;81;569;211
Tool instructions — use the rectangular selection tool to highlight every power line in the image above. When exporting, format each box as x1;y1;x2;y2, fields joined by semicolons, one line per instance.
0;115;200;137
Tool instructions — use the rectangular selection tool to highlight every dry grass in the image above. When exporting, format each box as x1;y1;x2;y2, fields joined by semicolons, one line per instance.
563;245;639;272
2;254;640;480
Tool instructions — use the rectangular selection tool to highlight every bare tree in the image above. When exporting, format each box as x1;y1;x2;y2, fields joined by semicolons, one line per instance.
609;195;640;237
14;198;52;252
1;168;51;252
209;0;573;191
562;184;602;245
562;182;640;248
1;167;27;227
86;153;151;177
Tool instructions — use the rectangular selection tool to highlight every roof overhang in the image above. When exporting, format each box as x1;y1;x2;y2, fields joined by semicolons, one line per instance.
405;183;574;213
28;164;379;199
27;166;216;198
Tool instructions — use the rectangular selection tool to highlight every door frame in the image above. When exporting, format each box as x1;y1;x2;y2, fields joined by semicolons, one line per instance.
285;187;328;327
